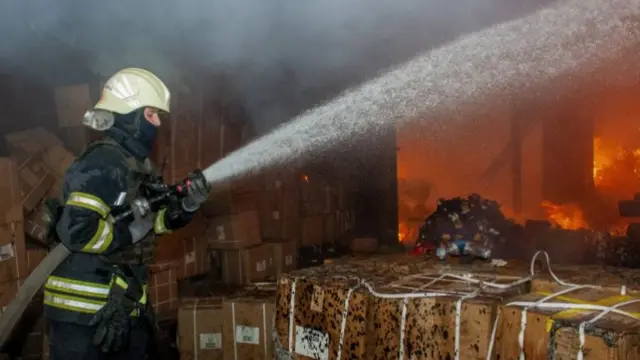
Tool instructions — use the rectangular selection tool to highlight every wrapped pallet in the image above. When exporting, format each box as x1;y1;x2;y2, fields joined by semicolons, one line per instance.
274;256;531;360
273;258;408;359
531;265;640;295
493;287;640;359
365;271;528;360
274;275;371;359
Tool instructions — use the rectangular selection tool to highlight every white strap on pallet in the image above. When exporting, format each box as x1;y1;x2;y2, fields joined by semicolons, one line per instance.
454;290;480;359
287;278;298;353
262;303;268;359
335;282;362;360
363;273;480;360
231;302;238;360
398;298;409;360
192;299;199;360
277;250;637;360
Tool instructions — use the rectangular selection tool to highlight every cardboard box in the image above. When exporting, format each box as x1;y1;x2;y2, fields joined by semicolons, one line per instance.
54;84;93;127
494;288;640;360
5;128;63;164
264;169;296;191
0;159;23;224
323;213;336;244
0;278;25;308
178;298;224;360
177;235;211;281
301;200;324;217
259;191;283;240
323;186;336;214
148;262;179;315
154;212;209;276
300;176;323;203
208;211;262;250
269;240;297;278
16;156;55;213
202;190;258;217
158;105;203;184
282;191;301;242
301;216;323;246
219;244;272;285
350;237;378;253
0;222;28;283
58;126;100;155
26;248;48;275
41;145;75;178
222;292;275;360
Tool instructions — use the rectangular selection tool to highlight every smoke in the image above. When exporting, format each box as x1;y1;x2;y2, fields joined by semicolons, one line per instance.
0;0;551;133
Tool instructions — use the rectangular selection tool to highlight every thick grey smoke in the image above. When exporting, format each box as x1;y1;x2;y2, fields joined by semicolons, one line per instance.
0;0;550;133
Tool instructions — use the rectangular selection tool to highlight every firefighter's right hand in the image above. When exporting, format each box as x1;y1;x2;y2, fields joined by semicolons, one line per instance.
89;282;137;353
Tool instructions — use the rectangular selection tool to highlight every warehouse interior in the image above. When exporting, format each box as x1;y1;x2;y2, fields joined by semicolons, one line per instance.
1;1;640;359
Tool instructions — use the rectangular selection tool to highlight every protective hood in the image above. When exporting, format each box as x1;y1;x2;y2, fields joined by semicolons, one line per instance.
105;109;157;161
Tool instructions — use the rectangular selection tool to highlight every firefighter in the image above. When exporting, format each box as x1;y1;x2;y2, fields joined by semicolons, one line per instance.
44;68;210;359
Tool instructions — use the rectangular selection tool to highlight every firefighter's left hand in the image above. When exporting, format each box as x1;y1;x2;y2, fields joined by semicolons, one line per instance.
181;172;210;212
89;283;137;353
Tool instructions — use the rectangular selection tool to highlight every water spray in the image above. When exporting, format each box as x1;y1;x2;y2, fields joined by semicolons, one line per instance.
200;0;639;188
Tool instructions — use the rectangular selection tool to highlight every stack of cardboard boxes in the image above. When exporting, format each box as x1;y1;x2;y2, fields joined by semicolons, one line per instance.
178;288;277;360
0;127;77;308
205;179;274;285
0;127;78;360
300;173;356;252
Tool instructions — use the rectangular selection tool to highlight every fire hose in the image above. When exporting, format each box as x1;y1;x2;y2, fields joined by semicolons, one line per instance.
0;170;207;350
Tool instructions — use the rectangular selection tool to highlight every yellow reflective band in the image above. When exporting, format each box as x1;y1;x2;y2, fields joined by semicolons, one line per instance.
154;207;172;235
139;284;148;305
113;276;129;290
45;276;109;299
44;291;105;314
110;276;147;305
81;219;114;254
67;192;111;218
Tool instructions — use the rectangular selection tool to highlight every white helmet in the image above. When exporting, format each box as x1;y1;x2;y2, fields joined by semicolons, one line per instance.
83;68;171;131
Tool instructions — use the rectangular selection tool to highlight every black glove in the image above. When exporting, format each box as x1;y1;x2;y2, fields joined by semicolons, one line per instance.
181;172;210;212
89;281;139;353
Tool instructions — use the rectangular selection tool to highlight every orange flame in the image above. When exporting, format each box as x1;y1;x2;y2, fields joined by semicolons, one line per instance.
398;222;408;243
541;201;589;230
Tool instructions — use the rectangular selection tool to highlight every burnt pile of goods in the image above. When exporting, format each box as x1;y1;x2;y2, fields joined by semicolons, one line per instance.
414;194;522;260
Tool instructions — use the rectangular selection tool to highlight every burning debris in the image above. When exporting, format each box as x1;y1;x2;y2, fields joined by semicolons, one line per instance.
413;194;518;262
408;192;640;268
542;137;640;235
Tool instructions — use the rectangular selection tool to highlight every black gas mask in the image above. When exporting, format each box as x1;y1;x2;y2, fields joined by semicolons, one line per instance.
106;109;158;160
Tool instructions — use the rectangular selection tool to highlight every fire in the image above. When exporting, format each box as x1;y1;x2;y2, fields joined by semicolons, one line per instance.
541;201;589;230
543;137;640;232
592;137;609;186
591;137;640;190
398;222;408;243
